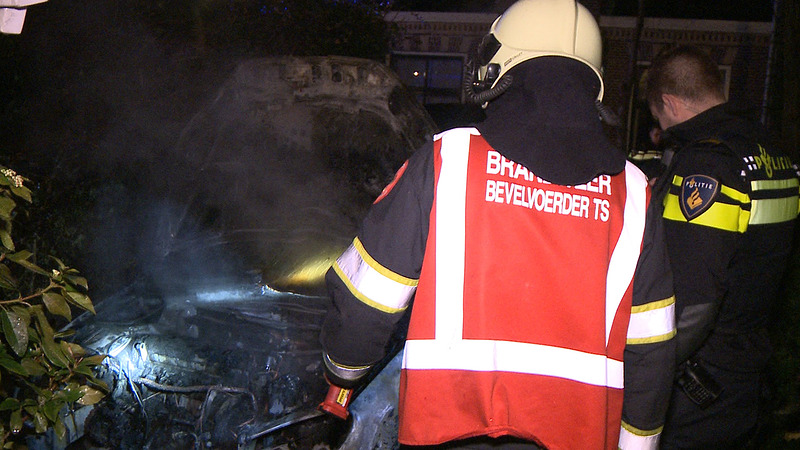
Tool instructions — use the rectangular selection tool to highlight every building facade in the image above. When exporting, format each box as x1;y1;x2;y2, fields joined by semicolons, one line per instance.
384;11;773;153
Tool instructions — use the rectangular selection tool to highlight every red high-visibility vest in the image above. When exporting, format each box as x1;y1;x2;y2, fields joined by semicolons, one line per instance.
398;128;649;449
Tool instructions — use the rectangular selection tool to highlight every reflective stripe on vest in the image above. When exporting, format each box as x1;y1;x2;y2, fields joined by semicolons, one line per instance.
333;237;418;313
401;129;648;390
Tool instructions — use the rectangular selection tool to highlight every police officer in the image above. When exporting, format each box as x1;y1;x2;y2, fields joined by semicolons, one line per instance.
320;1;677;448
645;45;800;449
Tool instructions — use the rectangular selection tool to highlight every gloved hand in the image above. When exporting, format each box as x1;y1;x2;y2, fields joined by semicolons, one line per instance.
318;377;353;420
319;352;371;419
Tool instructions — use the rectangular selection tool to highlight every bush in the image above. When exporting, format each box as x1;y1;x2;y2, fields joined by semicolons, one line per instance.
0;166;106;448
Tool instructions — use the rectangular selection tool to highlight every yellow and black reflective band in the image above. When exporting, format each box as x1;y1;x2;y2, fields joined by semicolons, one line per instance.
662;175;750;233
749;178;800;225
626;296;676;345
333;237;418;314
619;421;662;450
324;352;372;383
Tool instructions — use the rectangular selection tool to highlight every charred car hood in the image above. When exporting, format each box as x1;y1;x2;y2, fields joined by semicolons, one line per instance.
38;56;435;450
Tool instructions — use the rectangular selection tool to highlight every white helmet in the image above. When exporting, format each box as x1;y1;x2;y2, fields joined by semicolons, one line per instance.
472;0;604;102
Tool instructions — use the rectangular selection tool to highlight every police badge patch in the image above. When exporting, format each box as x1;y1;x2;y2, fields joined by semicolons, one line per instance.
680;175;719;220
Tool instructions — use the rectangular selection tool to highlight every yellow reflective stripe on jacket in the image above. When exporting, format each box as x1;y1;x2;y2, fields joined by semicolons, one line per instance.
751;197;800;224
333;237;418;313
663;174;800;231
752;178;799;191
663;175;749;233
626;296;676;344
663;193;749;232
750;178;800;225
619;421;662;450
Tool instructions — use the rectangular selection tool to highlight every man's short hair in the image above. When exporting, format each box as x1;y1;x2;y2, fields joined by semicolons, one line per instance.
645;45;725;111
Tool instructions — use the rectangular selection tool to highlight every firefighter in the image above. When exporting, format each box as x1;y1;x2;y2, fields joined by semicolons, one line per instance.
645;45;800;449
319;0;676;448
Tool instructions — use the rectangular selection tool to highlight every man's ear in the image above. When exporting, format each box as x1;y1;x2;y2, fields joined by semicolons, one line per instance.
661;93;681;117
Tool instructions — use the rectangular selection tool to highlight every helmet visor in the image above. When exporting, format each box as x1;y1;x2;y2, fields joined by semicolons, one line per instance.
477;34;502;66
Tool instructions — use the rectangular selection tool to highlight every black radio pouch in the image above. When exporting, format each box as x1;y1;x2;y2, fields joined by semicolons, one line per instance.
677;359;723;409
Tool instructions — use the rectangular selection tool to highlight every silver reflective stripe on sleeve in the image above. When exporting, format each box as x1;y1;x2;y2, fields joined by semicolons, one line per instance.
333;237;418;314
619;422;661;450
627;297;676;344
324;353;371;383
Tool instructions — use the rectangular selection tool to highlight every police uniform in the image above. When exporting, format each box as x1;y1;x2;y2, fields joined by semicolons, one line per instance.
654;101;800;449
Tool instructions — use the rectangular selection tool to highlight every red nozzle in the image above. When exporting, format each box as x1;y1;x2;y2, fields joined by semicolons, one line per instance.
319;384;352;419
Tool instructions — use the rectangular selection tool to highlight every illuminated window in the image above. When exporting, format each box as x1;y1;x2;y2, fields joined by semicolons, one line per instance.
391;54;464;104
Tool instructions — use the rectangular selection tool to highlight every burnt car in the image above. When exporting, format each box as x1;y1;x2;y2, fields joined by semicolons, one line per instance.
35;56;436;450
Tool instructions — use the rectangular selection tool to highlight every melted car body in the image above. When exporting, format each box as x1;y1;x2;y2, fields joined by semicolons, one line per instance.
39;56;435;450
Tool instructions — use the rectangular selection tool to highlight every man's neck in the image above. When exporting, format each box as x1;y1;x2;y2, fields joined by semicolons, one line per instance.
681;98;725;122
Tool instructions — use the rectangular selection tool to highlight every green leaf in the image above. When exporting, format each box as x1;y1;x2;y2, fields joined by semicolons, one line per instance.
0;398;19;411
0;263;17;290
0;356;28;376
42;292;71;321
80;354;107;366
53;417;67;442
59;341;83;362
43;398;63;422
5;249;31;261
1;310;29;356
10;409;22;433
73;365;94;377
64;291;95;314
54;329;76;339
10;305;30;328
76;385;106;406
64;274;89;291
26;322;40;343
33;309;69;368
50;256;66;270
7;250;48;276
0;196;14;221
86;376;109;392
0;229;13;252
20;357;46;376
60;386;84;403
33;410;47;433
9;184;32;203
37;388;54;401
41;338;69;368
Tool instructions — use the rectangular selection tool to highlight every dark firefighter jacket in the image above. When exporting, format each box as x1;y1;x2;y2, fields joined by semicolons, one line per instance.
654;101;800;371
320;58;677;449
